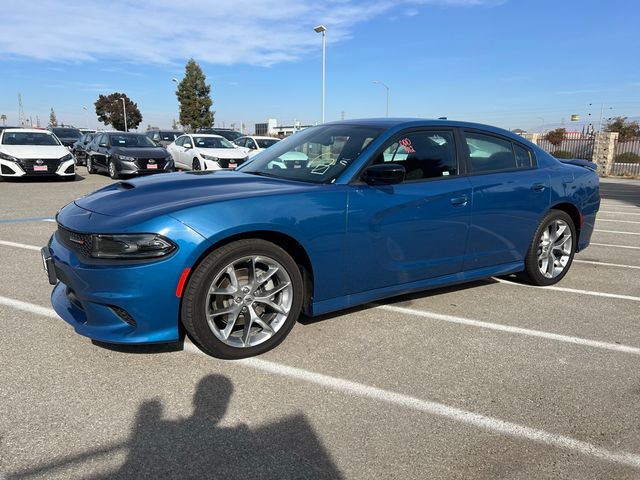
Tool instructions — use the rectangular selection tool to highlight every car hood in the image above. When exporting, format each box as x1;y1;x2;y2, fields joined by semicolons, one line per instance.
196;148;245;159
0;145;70;159
112;147;168;158
74;170;317;218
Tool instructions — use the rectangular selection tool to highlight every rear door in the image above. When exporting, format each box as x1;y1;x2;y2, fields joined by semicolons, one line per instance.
462;130;550;270
346;128;472;293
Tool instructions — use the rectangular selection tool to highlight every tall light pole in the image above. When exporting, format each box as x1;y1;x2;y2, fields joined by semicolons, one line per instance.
373;81;390;117
536;116;545;133
120;97;128;132
82;106;89;129
314;25;327;123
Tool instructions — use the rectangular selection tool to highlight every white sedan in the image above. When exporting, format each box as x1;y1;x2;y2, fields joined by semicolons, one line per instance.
166;134;248;171
0;128;76;180
233;136;281;158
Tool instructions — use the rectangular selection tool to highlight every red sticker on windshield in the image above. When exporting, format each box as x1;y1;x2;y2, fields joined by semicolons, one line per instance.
399;137;416;153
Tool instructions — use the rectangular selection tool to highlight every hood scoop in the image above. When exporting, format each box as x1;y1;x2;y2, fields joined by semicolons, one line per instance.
118;181;136;190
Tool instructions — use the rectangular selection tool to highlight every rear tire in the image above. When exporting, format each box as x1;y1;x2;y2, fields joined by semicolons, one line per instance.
181;239;304;359
517;209;576;286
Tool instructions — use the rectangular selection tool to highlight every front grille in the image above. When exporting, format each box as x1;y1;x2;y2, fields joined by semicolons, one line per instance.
20;158;61;173
135;158;166;169
57;225;93;257
218;157;246;168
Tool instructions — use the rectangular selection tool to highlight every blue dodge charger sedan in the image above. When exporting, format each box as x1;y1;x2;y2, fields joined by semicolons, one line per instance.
43;119;600;358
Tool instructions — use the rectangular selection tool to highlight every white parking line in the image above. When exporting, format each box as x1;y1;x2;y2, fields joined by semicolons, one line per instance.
590;242;640;250
0;240;41;251
594;229;640;236
3;295;640;469
597;219;640;224
374;304;640;355
600;211;640;216
495;278;640;302
574;259;640;269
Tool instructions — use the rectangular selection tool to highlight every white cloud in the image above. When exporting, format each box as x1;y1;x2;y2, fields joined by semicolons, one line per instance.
0;0;500;67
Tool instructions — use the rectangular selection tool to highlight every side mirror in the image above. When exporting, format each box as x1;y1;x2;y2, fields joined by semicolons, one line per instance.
99;142;107;148
184;143;192;149
361;163;405;185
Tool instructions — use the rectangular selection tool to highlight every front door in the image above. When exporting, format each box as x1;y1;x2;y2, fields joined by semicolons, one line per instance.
346;129;472;294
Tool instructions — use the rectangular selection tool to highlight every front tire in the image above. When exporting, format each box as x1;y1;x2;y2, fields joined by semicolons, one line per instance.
518;210;576;286
192;158;201;171
108;160;120;180
86;156;96;174
181;239;304;359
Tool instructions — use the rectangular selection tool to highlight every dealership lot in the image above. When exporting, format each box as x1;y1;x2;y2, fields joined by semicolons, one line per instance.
1;173;639;479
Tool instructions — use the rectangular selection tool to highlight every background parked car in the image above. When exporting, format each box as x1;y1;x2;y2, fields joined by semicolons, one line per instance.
71;132;96;165
86;132;174;179
195;128;243;142
79;128;96;135
0;128;75;180
50;126;82;148
233;136;280;158
166;134;248;171
145;129;185;148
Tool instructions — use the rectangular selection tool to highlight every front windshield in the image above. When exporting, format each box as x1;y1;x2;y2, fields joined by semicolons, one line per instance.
52;128;81;138
108;133;157;148
2;132;60;146
193;136;235;149
238;125;382;183
256;138;279;149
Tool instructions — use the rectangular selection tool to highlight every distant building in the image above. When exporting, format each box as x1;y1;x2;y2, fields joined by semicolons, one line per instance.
254;118;313;137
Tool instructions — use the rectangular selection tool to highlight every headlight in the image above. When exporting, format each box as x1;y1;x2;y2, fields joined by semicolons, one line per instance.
118;155;136;162
60;153;73;162
0;151;19;162
201;154;219;161
91;234;176;259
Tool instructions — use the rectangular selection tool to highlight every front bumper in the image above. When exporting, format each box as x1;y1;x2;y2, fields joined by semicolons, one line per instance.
117;159;174;176
0;158;75;177
47;207;208;344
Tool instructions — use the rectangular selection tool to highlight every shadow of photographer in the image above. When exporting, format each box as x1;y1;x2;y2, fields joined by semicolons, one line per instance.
11;374;342;480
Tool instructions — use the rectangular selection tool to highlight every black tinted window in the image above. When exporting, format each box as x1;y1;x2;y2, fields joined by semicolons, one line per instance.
374;130;458;180
465;133;517;173
514;144;532;167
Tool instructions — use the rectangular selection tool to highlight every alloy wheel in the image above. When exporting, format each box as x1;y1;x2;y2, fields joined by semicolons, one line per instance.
537;219;572;279
204;255;293;348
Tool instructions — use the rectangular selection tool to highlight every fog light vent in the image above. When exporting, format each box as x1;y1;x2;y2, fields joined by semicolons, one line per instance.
110;306;136;327
64;164;75;174
1;164;13;174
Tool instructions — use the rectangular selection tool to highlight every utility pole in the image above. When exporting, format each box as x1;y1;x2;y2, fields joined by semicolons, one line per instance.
340;111;345;120
17;93;25;127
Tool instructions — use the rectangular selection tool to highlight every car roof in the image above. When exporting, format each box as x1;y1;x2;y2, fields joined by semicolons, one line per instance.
325;118;524;141
189;133;225;139
3;128;54;134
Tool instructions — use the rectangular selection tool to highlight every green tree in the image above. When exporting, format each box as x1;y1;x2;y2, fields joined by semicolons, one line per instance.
545;128;566;148
49;108;58;127
605;116;640;142
94;93;142;131
176;59;214;131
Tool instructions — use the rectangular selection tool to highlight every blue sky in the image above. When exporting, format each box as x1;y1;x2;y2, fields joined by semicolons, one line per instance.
0;0;638;132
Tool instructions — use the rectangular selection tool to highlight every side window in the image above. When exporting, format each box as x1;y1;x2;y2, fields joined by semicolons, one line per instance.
514;144;532;168
235;138;246;147
465;132;517;173
97;134;107;146
175;136;185;147
374;130;458;180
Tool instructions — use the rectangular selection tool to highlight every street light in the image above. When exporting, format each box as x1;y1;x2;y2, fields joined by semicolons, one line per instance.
314;24;327;123
82;105;89;129
372;81;390;117
536;116;545;133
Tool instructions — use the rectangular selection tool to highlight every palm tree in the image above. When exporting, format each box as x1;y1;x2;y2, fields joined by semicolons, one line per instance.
0;114;6;126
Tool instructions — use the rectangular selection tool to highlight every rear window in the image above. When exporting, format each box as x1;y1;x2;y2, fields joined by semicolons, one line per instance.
52;128;81;138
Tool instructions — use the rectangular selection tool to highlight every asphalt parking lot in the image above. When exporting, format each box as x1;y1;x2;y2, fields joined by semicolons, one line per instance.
1;171;639;479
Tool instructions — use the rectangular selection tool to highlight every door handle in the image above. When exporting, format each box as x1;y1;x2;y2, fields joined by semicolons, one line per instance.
450;195;468;207
532;183;546;192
